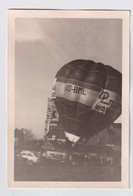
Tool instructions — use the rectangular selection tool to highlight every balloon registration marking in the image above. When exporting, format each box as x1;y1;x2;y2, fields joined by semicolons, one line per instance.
64;83;99;106
65;83;86;95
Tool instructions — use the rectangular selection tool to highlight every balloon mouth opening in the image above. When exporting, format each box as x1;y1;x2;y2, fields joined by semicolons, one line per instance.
64;131;80;144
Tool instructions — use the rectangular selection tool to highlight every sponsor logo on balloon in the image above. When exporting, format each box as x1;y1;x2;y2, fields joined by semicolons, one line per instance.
94;92;113;114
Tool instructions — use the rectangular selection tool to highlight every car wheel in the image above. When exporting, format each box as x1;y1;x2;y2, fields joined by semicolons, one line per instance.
27;160;34;165
72;161;76;166
17;155;21;160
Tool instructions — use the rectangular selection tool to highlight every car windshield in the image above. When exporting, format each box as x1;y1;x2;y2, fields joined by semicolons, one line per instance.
21;153;26;156
27;153;33;157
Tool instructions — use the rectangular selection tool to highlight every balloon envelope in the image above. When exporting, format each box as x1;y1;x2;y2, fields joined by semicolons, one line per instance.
54;60;122;143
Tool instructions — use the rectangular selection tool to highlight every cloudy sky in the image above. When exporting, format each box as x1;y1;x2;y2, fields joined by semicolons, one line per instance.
15;17;122;139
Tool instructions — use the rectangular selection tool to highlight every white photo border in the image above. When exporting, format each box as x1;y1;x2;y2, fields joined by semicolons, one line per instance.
7;10;129;189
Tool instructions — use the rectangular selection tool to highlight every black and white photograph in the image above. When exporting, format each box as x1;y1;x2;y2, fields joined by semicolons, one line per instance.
8;10;129;188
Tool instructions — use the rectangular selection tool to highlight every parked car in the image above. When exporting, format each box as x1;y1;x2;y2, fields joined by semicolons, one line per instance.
42;150;68;163
17;150;40;165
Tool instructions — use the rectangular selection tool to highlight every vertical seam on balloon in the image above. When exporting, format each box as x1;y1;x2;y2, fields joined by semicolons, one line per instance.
55;64;74;135
74;61;93;137
86;64;107;131
68;63;85;135
64;64;75;134
82;62;98;130
64;61;89;136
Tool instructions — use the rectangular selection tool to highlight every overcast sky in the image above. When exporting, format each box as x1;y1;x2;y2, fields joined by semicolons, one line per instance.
15;18;122;139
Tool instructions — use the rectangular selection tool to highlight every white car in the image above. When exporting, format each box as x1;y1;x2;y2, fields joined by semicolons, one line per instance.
42;151;67;163
17;150;40;165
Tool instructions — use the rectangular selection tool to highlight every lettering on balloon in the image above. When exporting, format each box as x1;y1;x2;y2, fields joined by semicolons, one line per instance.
65;84;86;95
94;92;113;114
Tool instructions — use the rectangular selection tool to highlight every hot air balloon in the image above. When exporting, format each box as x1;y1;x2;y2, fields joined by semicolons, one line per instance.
53;59;122;145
